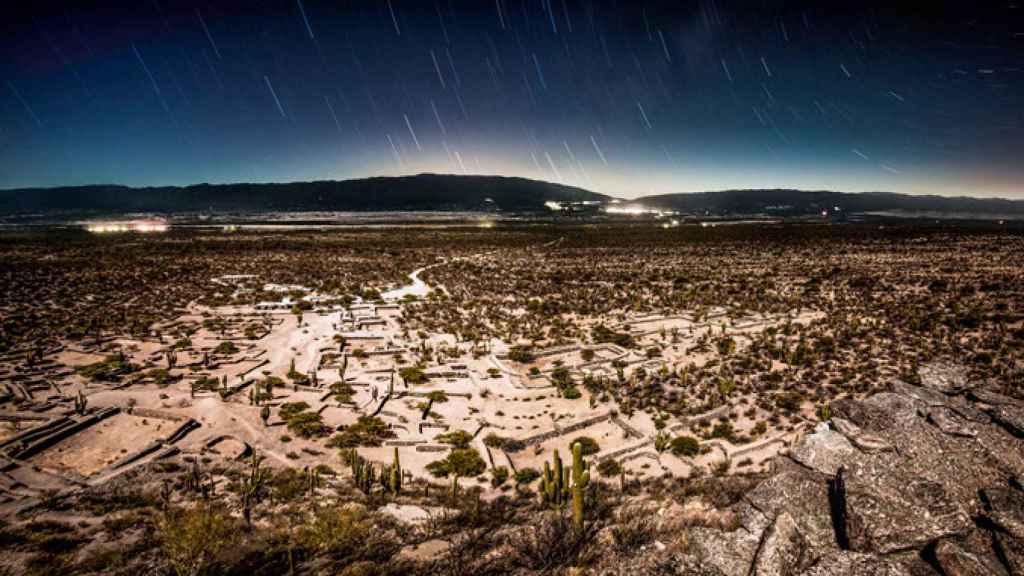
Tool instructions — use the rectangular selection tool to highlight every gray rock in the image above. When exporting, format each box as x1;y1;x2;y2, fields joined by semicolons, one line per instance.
918;362;969;394
988;404;1024;437
946;396;992;424
892;379;948;407
750;512;807;576
746;459;838;553
831;393;918;435
933;539;1004;576
842;456;972;554
830;417;895;453
982;487;1024;541
800;551;911;576
927;406;977;437
790;423;855;476
968;389;1021;407
992;531;1024;575
687;503;767;576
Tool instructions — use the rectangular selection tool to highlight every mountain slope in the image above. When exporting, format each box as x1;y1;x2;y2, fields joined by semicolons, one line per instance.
634;189;1024;217
0;174;608;214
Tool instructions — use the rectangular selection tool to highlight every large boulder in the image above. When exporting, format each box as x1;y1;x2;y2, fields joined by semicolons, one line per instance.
992;531;1024;575
746;459;838;553
840;457;972;554
982;487;1024;541
686;503;769;576
987;405;1024;437
933;539;1005;576
750;512;808;576
892;379;948;408
927;406;977;437
799;551;911;575
790;423;855;476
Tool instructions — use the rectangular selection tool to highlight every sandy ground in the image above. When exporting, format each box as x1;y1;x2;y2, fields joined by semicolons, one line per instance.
31;413;168;477
9;271;824;496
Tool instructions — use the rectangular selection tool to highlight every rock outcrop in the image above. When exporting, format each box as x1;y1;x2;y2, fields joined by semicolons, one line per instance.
658;361;1024;575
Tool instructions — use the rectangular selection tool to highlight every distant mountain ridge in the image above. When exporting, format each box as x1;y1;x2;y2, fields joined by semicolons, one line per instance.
634;189;1024;218
0;174;607;215
2;175;1022;218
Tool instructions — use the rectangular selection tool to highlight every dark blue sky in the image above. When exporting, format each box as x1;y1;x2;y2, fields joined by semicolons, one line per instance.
1;1;1022;198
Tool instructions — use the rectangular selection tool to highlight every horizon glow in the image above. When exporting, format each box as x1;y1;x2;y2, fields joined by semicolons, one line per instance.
1;2;1022;199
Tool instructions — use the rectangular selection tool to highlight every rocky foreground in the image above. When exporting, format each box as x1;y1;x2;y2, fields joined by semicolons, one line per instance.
599;363;1024;575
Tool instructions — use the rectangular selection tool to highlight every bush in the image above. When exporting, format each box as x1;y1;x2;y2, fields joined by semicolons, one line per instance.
611;505;658;552
515;467;541;484
491;466;509;487
597;459;622;477
327;416;395;448
399;366;428;384
214;341;238;355
710;421;734;441
670;436;700;457
508;346;535;363
570;437;600;456
591;324;634;348
278;403;326;438
426;448;487;478
775;391;804;412
483;433;507;449
279;401;311;420
435;430;473;449
159;504;239;576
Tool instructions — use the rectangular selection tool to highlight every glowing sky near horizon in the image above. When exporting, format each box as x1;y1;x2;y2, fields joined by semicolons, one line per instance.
1;1;1022;198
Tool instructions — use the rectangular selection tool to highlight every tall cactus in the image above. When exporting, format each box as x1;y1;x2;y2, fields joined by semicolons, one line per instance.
539;443;591;530
390;447;402;495
570;441;590;530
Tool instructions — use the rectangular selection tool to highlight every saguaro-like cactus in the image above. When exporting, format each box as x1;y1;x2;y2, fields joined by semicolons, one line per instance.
539;443;591;530
570;442;591;530
390;447;402;495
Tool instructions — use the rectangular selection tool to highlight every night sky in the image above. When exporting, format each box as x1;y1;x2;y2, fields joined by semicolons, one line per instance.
1;1;1022;198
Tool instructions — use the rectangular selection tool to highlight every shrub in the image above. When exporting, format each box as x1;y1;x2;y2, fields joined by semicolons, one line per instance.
435;430;473;449
426;448;487;478
670;436;700;457
483;433;507;449
158;504;239;576
327;416;395;448
597;458;622;477
491;466;509;487
508;346;535;363
399;366;428;384
570;437;600;456
515;467;541;484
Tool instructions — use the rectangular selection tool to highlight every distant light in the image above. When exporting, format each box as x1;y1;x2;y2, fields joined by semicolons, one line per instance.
544;201;563;211
605;204;674;217
86;220;168;234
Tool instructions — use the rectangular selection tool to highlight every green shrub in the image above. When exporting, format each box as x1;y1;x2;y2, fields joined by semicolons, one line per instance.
670;436;700;457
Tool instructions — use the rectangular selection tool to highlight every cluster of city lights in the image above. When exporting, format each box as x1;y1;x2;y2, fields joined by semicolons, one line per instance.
604;204;675;217
85;221;168;234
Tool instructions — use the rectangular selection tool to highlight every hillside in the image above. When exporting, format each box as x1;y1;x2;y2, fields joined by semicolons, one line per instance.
0;174;608;215
635;189;1024;218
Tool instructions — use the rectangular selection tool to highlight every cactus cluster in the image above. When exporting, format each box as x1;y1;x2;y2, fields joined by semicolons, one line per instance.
240;451;268;527
74;389;88;415
346;447;403;496
540;442;592;529
184;458;215;499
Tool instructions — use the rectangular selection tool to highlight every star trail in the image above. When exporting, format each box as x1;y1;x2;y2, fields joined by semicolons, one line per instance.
1;1;1022;197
